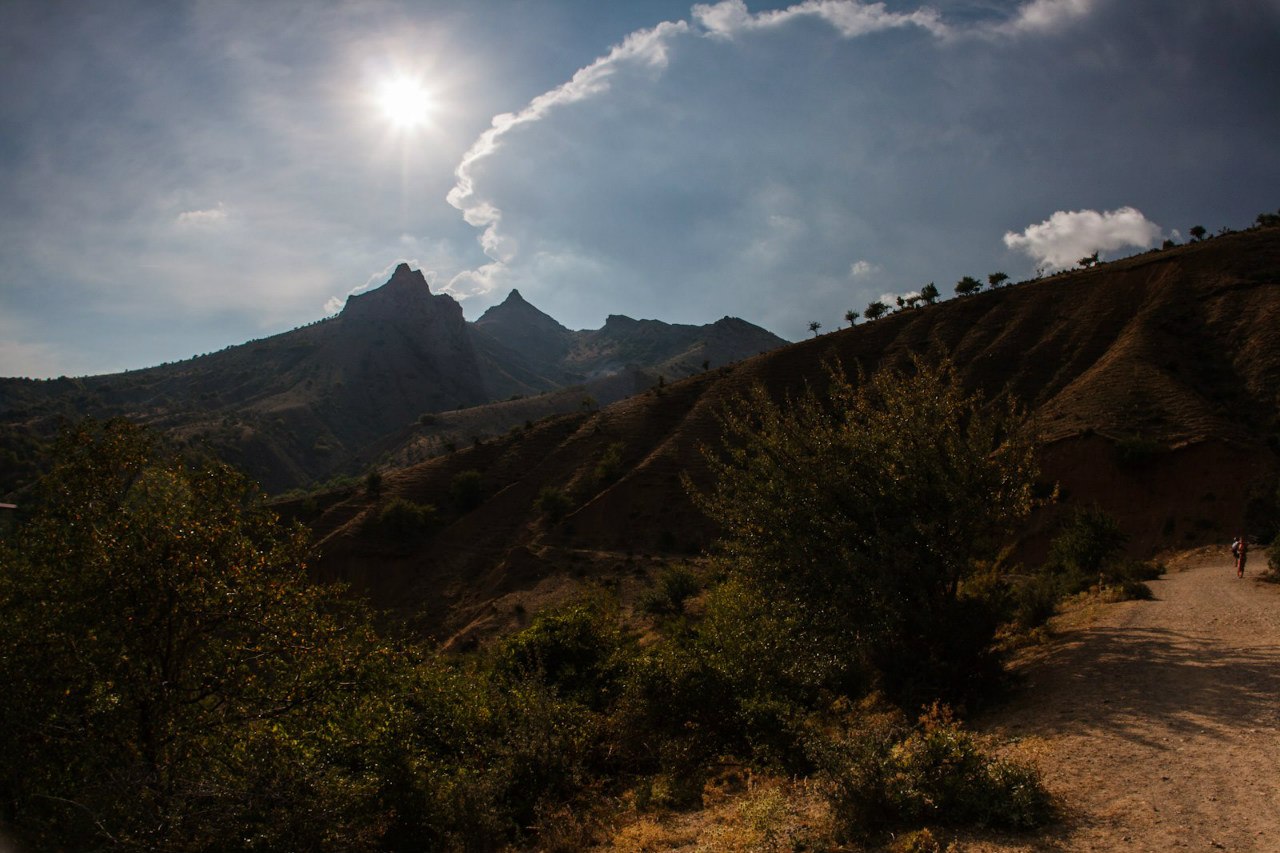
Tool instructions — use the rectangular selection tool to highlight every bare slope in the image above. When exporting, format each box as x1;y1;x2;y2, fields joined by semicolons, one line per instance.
303;228;1280;641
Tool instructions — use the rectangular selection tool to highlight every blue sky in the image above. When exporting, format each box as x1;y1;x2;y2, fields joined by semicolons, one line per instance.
2;0;1277;378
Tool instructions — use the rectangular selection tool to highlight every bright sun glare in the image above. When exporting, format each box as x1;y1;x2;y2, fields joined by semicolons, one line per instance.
376;76;434;131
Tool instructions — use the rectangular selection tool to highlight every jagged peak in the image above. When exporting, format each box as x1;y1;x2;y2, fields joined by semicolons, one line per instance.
475;288;568;333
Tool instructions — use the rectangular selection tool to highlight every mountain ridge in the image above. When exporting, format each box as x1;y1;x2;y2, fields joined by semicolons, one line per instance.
0;270;787;493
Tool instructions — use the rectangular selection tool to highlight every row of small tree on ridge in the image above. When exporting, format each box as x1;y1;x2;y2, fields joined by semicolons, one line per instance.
807;209;1280;335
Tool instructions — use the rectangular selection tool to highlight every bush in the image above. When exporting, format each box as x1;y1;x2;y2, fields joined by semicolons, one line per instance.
1114;434;1162;468
449;469;485;512
810;701;1051;842
370;497;438;543
536;486;573;522
639;564;700;615
594;441;626;486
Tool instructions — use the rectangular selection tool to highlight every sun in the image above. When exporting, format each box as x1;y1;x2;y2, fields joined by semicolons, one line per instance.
375;75;435;131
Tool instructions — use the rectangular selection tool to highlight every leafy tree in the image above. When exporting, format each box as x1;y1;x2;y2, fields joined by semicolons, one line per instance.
920;282;940;304
365;467;383;497
1189;224;1207;241
954;275;982;296
449;469;485;511
1078;251;1099;268
694;357;1038;703
864;301;889;321
988;272;1009;288
0;420;386;850
808;320;823;336
1046;503;1127;580
536;486;573;522
844;309;860;327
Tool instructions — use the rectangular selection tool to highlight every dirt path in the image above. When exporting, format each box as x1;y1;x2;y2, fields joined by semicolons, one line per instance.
972;550;1280;852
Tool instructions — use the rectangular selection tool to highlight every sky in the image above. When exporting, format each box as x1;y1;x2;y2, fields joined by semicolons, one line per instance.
1;0;1277;379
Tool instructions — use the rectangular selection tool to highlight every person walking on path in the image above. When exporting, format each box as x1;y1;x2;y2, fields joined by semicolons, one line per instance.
1233;534;1249;578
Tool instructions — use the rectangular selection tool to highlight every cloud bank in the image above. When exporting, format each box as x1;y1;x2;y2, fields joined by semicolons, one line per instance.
1003;206;1162;270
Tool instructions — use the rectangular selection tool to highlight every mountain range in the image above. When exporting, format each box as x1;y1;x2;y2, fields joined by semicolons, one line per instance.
0;264;786;493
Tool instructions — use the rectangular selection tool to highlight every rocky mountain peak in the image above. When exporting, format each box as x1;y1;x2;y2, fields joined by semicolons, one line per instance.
340;264;460;327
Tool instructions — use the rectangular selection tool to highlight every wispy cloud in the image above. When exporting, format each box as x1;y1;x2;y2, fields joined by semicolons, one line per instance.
1003;206;1162;270
445;19;689;293
693;0;949;39
175;203;228;227
992;0;1102;36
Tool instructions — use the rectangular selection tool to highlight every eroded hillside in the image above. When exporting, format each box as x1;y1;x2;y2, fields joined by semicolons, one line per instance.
301;228;1280;642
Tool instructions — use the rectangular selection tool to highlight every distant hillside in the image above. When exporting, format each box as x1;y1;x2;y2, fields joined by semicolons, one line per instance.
0;265;786;494
296;227;1280;645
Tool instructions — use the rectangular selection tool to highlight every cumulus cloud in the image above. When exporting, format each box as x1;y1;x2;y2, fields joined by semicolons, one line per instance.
1003;206;1162;270
693;0;949;39
849;259;879;278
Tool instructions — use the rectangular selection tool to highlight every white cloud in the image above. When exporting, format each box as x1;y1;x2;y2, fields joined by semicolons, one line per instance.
446;19;690;271
1003;206;1162;270
693;0;949;39
174;202;228;227
849;259;879;278
993;0;1101;36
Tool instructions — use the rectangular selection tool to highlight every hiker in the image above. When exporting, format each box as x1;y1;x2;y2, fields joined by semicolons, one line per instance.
1234;534;1248;578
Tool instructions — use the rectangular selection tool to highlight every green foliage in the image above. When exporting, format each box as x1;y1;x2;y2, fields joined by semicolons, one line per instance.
492;600;630;710
694;356;1038;705
988;271;1010;288
448;469;485;512
1019;505;1158;616
844;309;860;327
0;419;387;850
1046;503;1127;580
1115;433;1163;468
369;496;439;543
365;467;383;497
920;282;940;304
536;485;573;522
639;563;701;615
593;441;626;486
865;300;889;320
809;701;1052;842
954;275;982;296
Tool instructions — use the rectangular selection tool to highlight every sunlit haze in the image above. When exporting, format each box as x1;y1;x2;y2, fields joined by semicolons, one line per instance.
375;75;435;131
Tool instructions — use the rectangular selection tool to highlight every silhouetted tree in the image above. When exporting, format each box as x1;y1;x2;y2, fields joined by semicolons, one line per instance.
954;276;982;297
920;283;940;305
864;301;889;321
844;309;859;327
988;272;1009;288
1078;252;1099;268
808;321;822;337
695;357;1038;704
1189;225;1207;241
